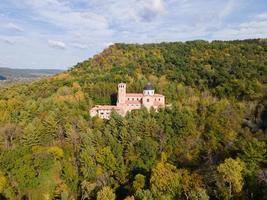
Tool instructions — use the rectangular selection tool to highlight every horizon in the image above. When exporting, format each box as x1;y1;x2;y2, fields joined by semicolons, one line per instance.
1;0;267;69
0;66;64;70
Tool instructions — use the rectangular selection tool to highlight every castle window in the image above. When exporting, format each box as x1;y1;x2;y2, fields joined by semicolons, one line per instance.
132;98;134;101
147;99;149;102
128;98;130;100
159;98;160;101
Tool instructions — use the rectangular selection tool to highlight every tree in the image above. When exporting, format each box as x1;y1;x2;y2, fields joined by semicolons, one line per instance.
97;186;115;200
0;123;22;150
124;196;135;200
0;171;7;194
240;138;266;175
150;160;181;199
81;181;96;200
179;169;209;200
133;174;146;192
216;158;244;199
135;189;153;200
135;137;158;170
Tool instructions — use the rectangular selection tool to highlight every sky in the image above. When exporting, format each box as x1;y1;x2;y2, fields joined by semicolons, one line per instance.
0;0;267;69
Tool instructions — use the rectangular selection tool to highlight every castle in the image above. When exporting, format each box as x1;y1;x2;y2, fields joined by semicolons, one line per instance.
90;83;165;119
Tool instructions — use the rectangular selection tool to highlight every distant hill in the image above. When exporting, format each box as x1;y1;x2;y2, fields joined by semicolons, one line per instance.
0;67;62;80
0;74;6;80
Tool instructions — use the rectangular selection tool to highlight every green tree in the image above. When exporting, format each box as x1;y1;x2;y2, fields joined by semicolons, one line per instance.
133;174;146;192
135;189;153;200
240;138;266;175
135;137;158;170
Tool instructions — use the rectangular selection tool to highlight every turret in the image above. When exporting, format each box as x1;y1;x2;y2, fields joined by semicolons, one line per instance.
143;83;154;96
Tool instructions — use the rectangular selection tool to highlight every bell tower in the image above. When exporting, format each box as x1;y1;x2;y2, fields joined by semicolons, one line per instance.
117;83;126;106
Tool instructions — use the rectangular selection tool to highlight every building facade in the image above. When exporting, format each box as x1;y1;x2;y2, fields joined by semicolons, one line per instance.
90;83;165;119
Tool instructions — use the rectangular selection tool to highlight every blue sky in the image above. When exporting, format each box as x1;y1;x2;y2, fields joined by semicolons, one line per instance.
0;0;267;69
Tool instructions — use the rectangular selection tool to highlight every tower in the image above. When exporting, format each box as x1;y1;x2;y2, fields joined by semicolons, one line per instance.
117;83;126;106
143;83;154;96
143;83;155;109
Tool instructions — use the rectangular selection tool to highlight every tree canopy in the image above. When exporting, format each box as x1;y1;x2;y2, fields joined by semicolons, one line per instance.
0;39;266;199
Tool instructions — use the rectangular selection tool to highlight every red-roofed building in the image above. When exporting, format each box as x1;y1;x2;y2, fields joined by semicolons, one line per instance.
90;83;165;119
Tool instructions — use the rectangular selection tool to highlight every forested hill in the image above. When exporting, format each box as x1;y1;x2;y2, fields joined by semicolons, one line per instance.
72;39;266;102
0;39;266;200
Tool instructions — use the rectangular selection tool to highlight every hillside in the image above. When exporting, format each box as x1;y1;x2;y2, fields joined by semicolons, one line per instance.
0;39;266;200
0;67;62;78
0;67;62;86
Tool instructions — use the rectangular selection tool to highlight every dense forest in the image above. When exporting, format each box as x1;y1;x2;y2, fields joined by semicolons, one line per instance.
0;39;266;200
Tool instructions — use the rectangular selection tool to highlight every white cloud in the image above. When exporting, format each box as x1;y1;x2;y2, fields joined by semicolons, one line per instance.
71;43;88;49
22;0;109;31
1;0;267;69
218;0;237;19
255;12;267;20
5;22;24;32
48;40;66;49
0;37;15;45
212;12;267;39
104;42;114;47
152;0;165;13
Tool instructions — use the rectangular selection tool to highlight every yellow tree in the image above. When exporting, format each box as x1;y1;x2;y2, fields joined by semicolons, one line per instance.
150;155;181;199
0;171;7;194
179;169;209;200
97;186;115;200
217;158;244;199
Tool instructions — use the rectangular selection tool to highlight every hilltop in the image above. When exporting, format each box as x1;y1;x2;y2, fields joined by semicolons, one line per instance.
0;39;266;200
71;39;266;102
